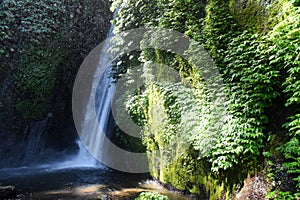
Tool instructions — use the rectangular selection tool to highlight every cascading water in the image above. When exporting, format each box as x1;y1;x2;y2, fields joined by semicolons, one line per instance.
74;21;116;167
49;140;102;170
49;57;117;169
22;117;50;164
72;11;149;173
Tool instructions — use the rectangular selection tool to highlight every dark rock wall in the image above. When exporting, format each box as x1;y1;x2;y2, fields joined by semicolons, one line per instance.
0;0;112;167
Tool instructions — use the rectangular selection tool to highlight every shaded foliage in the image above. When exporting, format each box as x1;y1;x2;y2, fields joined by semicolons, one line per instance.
0;0;111;121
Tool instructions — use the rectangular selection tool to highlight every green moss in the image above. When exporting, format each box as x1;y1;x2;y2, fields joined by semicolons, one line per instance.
112;0;300;198
143;84;170;180
135;192;168;200
1;0;111;122
138;83;236;199
13;44;65;120
229;0;294;33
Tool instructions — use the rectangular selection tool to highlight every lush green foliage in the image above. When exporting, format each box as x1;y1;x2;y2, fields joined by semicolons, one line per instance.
111;0;299;198
267;190;296;200
271;7;300;197
135;192;168;200
13;46;62;119
205;2;300;196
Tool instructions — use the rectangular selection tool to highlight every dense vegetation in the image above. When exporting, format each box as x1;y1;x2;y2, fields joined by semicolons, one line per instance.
0;0;111;122
111;0;300;199
135;192;168;200
0;0;111;169
1;0;299;199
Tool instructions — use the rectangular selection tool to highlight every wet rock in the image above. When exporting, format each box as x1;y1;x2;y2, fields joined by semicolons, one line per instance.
0;185;17;199
98;194;112;200
234;173;267;200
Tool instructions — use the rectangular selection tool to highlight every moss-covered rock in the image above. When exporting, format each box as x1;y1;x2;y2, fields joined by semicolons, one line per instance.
111;0;300;199
0;0;111;122
229;0;294;33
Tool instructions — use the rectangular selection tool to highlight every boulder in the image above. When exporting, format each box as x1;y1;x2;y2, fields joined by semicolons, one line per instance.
0;185;17;199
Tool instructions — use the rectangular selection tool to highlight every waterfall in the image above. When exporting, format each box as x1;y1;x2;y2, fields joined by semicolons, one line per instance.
74;22;116;166
22;117;50;165
54;50;117;170
49;140;103;170
73;10;149;172
85;69;116;161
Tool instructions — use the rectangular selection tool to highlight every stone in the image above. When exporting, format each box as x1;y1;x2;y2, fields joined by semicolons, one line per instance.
0;185;17;199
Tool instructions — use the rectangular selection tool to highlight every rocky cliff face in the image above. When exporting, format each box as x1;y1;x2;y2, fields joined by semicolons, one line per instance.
0;0;112;167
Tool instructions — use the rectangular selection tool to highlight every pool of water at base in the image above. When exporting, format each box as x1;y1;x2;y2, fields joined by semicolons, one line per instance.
0;164;194;200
